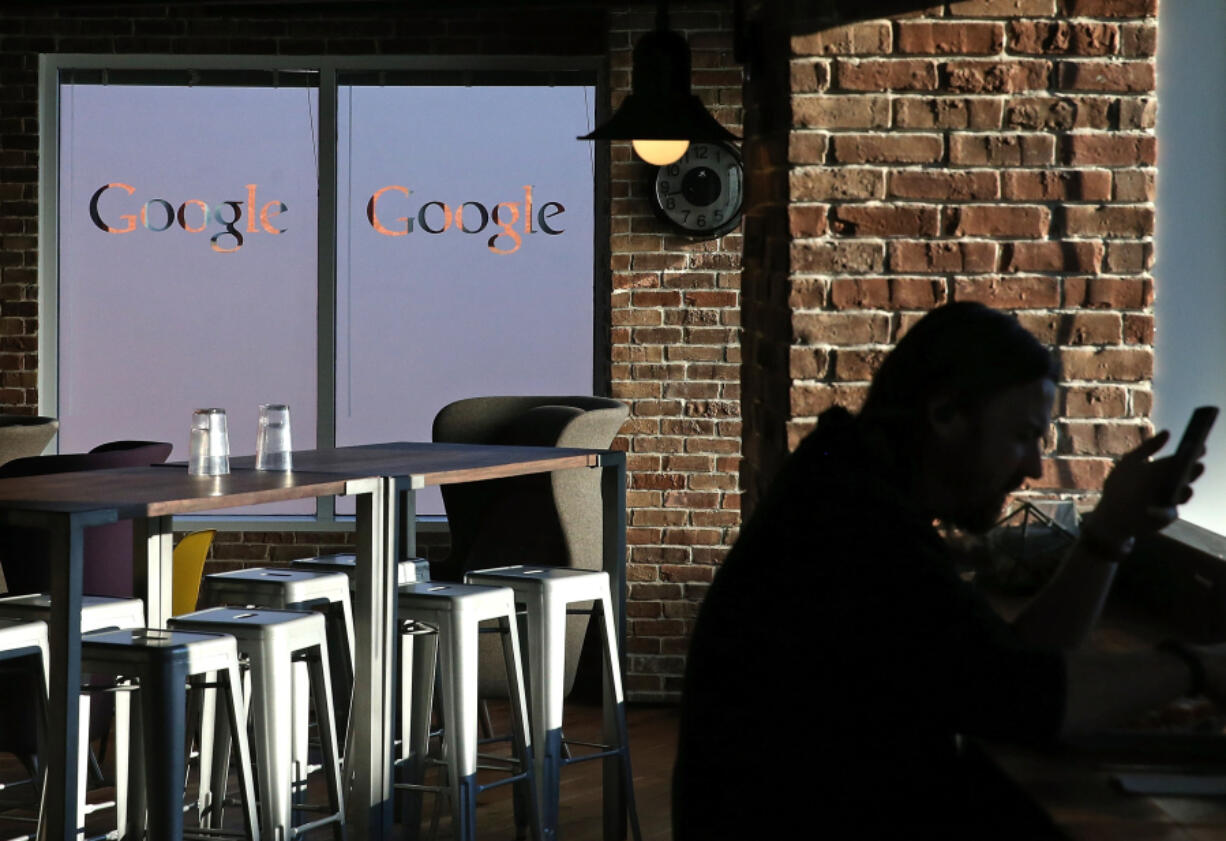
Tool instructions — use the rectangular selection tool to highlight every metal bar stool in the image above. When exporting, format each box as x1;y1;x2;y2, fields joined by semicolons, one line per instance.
200;569;355;745
395;582;541;841
169;607;345;841
79;627;260;841
0;618;50;840
465;567;643;841
289;554;432;765
0;594;145;835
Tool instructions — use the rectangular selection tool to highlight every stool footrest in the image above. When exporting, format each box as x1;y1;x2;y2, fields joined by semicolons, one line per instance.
476;770;533;794
561;747;623;766
287;811;343;837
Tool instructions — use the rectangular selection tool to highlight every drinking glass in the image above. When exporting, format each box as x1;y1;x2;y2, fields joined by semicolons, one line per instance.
188;408;230;476
255;403;293;471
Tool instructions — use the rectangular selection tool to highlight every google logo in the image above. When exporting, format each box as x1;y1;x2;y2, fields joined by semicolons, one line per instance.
366;185;564;255
89;183;286;254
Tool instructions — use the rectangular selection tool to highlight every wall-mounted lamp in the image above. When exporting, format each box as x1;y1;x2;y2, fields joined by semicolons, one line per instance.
579;1;739;166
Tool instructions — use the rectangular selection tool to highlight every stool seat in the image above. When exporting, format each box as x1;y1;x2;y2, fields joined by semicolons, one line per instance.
399;582;520;618
291;553;430;587
0;593;145;632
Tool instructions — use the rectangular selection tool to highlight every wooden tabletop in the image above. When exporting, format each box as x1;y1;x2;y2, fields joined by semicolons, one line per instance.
0;442;607;519
232;442;603;487
0;465;357;518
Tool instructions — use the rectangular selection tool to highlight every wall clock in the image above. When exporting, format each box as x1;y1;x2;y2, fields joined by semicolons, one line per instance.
650;141;744;238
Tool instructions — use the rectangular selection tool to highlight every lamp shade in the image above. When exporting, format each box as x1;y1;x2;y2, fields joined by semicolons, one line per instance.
579;26;738;146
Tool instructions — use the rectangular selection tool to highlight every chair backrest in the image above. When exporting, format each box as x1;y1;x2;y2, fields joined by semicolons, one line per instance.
432;396;629;578
0;441;174;597
172;530;215;617
0;416;58;468
432;396;628;699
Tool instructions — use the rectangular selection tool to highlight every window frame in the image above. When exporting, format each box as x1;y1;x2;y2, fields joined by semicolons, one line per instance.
38;53;609;532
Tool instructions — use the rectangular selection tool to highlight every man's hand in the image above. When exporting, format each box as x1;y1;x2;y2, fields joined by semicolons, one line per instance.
1082;431;1206;550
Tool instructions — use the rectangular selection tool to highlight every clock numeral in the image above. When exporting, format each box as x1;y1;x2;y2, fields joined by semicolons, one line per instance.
666;197;676;210
713;209;723;222
681;209;690;221
695;146;709;159
667;164;680;177
697;214;707;228
659;181;670;195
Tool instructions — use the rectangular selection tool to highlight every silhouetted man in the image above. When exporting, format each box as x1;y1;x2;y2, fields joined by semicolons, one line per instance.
673;302;1217;839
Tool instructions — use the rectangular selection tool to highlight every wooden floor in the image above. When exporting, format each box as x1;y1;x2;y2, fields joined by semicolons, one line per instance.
0;700;680;841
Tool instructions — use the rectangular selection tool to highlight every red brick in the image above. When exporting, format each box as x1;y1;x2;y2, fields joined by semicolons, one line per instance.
1058;60;1154;92
1057;0;1157;17
1008;21;1119;55
793;312;890;344
788;205;828;237
889;240;997;273
790;383;870;416
1064;385;1127;418
889;277;949;309
788;278;827;308
896;21;1004;54
1002;169;1112;201
790;21;892;56
789;346;830;378
1063;205;1153;238
789;133;829;164
1062;422;1147;457
830;277;890;309
835;59;938;91
888;170;999;201
1112;169;1155;202
954;276;1059;309
1119;23;1157;57
833;348;888;381
790;59;831;93
950;133;1055;166
1123;314;1153;345
1002;241;1103;273
1061;312;1123;345
791;167;884;201
831;204;940;237
1118;98;1156;130
1064;276;1153;309
1004;95;1112;130
794;94;890;128
1132;389;1153;418
791;240;886;273
950;0;1056;14
1063;135;1155;166
944;60;1052;93
1024;457;1112;492
1104;242;1153;273
893;97;1003;129
1060;347;1152;382
944;205;1051;238
831;134;944;164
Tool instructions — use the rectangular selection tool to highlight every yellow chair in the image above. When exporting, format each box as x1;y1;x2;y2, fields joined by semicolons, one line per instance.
172;530;215;617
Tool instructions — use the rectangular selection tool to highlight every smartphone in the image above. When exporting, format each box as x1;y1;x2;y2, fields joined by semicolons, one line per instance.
1162;405;1218;506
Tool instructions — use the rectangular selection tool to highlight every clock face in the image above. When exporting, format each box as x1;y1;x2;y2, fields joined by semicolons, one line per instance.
652;141;744;237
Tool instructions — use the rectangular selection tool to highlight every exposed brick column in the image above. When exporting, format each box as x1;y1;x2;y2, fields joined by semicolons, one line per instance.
784;0;1157;508
606;4;744;700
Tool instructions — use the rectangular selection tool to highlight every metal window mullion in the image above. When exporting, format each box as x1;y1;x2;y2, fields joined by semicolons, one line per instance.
317;63;339;524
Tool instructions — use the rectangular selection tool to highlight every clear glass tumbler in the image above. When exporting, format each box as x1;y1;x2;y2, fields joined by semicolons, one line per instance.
188;408;230;476
255;403;293;471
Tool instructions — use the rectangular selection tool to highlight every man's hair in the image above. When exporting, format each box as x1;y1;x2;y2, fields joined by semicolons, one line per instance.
858;302;1061;454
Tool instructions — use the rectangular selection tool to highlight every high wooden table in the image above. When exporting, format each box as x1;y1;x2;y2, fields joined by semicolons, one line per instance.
0;441;627;841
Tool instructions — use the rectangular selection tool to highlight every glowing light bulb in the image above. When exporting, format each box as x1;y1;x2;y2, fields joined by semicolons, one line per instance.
632;139;690;166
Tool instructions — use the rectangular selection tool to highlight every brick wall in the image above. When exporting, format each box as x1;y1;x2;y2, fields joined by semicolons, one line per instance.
606;5;744;700
0;1;742;702
779;0;1157;510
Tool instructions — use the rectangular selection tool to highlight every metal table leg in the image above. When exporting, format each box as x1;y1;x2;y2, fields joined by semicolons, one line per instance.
599;451;628;841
